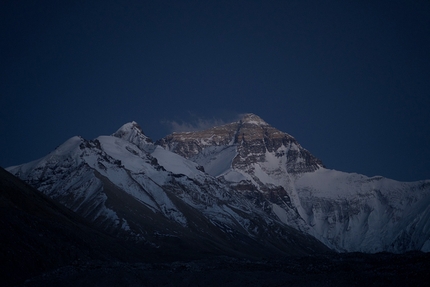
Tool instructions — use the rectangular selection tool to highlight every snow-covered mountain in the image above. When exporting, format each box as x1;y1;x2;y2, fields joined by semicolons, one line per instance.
7;114;430;254
6;120;328;257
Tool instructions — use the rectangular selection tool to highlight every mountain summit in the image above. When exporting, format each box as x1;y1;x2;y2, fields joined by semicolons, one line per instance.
113;121;154;152
7;114;430;254
157;113;323;176
239;113;269;125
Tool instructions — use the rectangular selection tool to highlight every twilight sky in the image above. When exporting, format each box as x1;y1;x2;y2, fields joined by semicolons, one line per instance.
1;0;429;182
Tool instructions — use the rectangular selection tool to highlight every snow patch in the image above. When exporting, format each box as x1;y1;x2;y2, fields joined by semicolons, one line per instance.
191;145;237;177
151;146;202;178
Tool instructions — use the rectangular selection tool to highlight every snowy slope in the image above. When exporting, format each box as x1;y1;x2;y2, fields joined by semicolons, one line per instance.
292;169;430;252
190;145;237;177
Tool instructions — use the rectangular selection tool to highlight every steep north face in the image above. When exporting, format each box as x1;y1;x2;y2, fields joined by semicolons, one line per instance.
157;113;323;175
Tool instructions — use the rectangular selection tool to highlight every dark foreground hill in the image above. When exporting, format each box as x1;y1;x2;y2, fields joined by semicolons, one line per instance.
11;253;430;287
0;167;157;286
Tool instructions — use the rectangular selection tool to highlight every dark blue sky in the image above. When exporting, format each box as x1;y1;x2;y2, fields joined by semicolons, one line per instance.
1;0;429;181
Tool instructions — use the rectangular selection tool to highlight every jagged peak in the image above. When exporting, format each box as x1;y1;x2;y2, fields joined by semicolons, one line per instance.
114;121;142;133
113;121;142;136
112;121;153;149
239;113;268;126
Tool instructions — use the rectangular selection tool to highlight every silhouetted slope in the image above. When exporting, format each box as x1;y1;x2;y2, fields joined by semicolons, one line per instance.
0;167;151;286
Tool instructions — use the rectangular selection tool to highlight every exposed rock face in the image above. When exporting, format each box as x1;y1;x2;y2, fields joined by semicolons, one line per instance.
157;114;325;238
157;113;323;174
